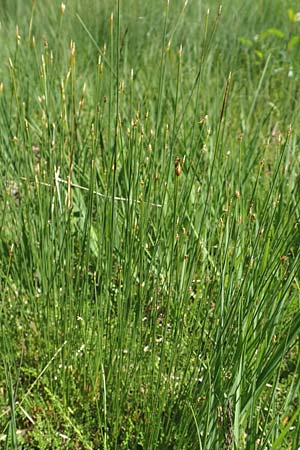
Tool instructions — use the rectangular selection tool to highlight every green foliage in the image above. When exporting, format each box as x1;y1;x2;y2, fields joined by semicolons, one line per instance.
239;6;300;70
1;0;300;449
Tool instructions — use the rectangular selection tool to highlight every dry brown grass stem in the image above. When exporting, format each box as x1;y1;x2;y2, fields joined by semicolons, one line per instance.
20;175;162;208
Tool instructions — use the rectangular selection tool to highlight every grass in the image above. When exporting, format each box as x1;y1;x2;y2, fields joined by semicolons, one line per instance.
1;0;300;448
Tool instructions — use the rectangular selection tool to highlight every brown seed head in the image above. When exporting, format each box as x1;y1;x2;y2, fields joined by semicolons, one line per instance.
280;255;288;263
175;158;181;177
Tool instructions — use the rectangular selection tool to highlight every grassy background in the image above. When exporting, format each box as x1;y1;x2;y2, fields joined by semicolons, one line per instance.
1;0;300;448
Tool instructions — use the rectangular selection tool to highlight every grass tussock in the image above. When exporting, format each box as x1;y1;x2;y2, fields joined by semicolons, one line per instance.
1;1;300;449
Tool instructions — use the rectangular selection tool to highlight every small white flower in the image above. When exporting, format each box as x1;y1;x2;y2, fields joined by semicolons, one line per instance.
295;12;300;22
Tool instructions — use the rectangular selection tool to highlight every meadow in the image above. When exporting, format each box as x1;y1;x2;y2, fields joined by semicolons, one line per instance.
1;0;300;448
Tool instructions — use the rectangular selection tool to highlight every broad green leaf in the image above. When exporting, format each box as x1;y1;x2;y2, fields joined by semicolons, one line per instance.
288;36;300;50
260;28;285;39
288;8;295;22
255;49;263;59
239;36;253;47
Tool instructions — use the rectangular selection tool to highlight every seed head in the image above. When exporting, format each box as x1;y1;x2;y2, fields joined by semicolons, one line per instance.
175;157;181;177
